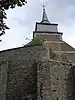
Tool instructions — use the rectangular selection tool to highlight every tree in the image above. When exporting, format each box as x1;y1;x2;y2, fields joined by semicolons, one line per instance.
0;0;27;41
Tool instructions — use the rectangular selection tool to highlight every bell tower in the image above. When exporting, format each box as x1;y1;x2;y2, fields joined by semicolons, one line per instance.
33;3;63;41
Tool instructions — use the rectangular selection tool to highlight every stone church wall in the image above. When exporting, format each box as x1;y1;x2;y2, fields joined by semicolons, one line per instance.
37;60;75;100
0;44;47;100
0;44;75;100
0;61;8;100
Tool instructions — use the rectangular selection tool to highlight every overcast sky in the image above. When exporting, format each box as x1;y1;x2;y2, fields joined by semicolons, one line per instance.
0;0;75;51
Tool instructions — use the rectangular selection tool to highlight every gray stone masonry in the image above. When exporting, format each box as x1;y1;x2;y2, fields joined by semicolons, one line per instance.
37;60;75;100
0;44;47;100
0;44;75;100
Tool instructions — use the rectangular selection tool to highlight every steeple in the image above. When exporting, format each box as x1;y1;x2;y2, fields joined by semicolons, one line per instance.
41;5;50;23
33;2;63;41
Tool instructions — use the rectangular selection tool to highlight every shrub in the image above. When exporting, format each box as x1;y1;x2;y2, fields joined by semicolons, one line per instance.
31;35;44;44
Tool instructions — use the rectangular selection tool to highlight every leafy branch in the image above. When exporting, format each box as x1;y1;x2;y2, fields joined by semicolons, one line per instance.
0;0;27;41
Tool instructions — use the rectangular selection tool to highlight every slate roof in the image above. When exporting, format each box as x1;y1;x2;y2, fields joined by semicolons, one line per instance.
41;6;50;24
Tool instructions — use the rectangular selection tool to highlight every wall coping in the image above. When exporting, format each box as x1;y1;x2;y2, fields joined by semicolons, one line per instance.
0;44;43;53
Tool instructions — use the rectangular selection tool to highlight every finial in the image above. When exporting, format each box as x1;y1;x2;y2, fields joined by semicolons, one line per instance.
42;0;46;10
41;0;50;23
43;4;45;10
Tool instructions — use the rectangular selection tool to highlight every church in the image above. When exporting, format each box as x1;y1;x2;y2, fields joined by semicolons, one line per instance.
0;5;75;100
33;6;75;63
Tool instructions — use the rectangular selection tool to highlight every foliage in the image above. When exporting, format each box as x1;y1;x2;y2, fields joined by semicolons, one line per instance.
61;54;69;63
49;48;70;62
31;35;44;44
50;48;58;60
0;0;27;41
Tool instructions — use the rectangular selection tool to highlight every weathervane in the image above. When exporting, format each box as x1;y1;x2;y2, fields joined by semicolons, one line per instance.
41;0;50;23
42;0;46;10
41;0;49;8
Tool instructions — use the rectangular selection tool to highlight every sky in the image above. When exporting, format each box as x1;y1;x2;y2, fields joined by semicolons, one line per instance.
0;0;75;51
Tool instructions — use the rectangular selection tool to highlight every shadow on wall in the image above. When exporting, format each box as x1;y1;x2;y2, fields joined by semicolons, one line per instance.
66;66;75;100
6;61;37;100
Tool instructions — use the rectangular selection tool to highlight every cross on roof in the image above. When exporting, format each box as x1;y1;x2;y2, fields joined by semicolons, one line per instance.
41;2;50;23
